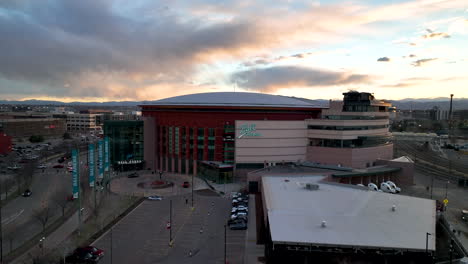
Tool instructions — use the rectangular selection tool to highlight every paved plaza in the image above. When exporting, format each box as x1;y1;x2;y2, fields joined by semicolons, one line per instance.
93;190;247;264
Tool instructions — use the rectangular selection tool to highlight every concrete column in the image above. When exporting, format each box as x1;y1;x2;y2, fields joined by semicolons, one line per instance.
178;159;182;173
171;157;175;173
165;156;169;172
185;159;189;175
193;160;197;177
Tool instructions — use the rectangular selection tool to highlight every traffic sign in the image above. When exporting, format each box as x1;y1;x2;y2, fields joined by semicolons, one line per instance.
443;199;449;205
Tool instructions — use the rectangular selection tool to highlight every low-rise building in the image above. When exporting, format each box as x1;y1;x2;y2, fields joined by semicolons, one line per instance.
260;176;435;263
66;113;101;132
0;132;12;154
306;91;393;168
103;120;144;170
0;118;66;139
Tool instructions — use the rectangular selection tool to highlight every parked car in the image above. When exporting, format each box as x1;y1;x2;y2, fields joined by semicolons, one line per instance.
462;210;468;221
127;172;139;178
386;181;401;193
7;165;21;170
182;181;190;188
53;164;64;168
74;246;104;260
65;251;99;263
231;207;248;213
231;211;247;220
228;218;246;226
22;189;32;197
230;221;247;230
147;195;163;201
37;164;47;169
380;182;396;194
368;183;379;192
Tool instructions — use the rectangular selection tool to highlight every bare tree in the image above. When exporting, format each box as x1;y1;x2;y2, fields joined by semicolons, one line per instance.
33;207;50;234
4;230;15;253
51;190;69;218
2;178;15;200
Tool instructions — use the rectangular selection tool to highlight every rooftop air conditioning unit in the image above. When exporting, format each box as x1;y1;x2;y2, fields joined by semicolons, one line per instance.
305;183;319;190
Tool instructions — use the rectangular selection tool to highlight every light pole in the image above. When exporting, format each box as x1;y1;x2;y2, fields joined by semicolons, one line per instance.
110;226;113;264
426;232;432;254
430;174;434;199
169;199;172;246
445;181;449;199
39;236;45;256
191;172;194;210
224;224;227;264
0;180;3;264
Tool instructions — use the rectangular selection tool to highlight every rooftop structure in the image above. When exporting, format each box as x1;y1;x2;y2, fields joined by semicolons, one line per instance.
262;176;436;252
142;92;320;109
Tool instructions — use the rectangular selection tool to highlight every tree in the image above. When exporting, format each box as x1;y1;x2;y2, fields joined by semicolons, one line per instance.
51;190;69;218
63;132;72;140
1;178;15;200
29;135;44;143
33;207;50;234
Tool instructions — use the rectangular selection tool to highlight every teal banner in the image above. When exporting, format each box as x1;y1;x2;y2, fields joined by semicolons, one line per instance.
98;140;104;179
104;136;110;172
88;144;95;187
72;149;79;199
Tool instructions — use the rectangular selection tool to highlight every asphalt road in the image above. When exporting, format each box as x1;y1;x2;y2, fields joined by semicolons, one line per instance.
1;151;87;255
93;191;247;264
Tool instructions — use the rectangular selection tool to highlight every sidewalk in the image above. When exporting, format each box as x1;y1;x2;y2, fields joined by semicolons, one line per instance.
244;194;265;264
11;189;137;264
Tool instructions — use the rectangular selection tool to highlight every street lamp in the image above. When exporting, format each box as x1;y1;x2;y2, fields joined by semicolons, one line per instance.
224;224;227;264
191;172;194;210
445;181;449;199
39;236;46;256
425;232;432;254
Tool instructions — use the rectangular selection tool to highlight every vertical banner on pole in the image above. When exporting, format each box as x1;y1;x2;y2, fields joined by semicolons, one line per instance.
98;140;104;179
88;144;95;187
72;149;79;198
104;136;110;172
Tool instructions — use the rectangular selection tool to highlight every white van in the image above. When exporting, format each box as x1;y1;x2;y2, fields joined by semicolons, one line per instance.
380;182;396;194
368;183;379;191
386;181;401;193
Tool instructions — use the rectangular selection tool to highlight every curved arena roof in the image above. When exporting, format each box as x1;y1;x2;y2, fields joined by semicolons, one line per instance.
142;92;319;108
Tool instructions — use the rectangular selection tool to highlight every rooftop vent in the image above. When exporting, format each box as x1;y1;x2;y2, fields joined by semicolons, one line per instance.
321;221;327;228
305;183;319;190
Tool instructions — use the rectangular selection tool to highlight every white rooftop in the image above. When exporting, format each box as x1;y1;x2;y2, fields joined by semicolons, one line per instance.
143;92;319;108
262;176;436;251
391;156;414;163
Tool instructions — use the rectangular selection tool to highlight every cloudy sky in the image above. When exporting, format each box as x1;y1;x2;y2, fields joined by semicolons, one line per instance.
1;0;467;102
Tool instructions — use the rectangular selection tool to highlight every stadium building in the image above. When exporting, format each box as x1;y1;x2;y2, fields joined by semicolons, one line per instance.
141;91;395;180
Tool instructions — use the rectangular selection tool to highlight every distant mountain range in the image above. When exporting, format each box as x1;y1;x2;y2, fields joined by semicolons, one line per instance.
0;97;467;110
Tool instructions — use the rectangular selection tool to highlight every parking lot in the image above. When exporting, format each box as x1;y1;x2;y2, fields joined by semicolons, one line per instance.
93;190;247;264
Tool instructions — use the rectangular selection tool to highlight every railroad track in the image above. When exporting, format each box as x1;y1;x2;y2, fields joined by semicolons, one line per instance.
395;141;468;174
